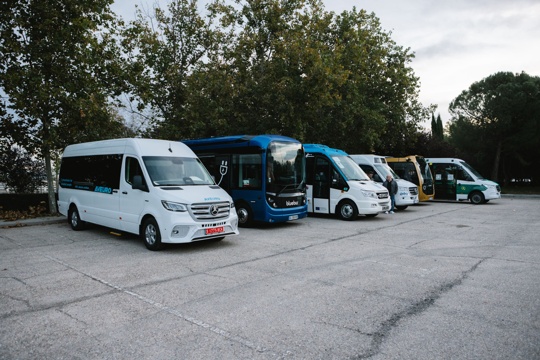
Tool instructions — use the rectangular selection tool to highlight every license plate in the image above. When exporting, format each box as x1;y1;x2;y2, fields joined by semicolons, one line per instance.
206;226;224;235
289;215;299;220
382;206;390;210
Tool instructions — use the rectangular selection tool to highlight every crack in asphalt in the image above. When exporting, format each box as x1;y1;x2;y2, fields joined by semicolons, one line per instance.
1;203;487;358
351;257;489;360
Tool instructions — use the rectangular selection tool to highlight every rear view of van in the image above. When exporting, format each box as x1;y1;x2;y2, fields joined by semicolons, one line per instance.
57;138;239;250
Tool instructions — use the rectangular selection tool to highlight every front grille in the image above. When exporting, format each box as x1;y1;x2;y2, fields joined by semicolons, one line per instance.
377;192;389;199
409;187;418;195
189;201;230;220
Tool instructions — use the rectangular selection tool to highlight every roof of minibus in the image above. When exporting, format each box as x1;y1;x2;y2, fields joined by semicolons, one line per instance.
348;154;389;164
424;158;465;163
303;144;348;156
62;138;196;158
182;134;301;150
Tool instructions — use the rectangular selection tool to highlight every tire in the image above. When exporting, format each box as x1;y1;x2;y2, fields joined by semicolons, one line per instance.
470;191;485;204
337;200;358;221
396;205;408;211
236;202;254;227
141;217;163;251
68;205;86;231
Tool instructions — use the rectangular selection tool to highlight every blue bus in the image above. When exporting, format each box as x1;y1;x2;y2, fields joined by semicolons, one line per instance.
182;135;307;226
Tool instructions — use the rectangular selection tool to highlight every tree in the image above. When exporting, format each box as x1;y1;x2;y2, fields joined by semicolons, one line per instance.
430;113;444;140
184;0;427;152
0;0;128;214
448;71;540;184
121;0;215;139
0;141;46;193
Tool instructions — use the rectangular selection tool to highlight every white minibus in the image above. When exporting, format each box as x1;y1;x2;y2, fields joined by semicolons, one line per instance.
349;154;419;210
57;138;239;250
304;144;390;220
425;158;501;204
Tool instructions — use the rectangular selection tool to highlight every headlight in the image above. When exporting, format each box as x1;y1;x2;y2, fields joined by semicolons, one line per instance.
230;201;235;209
398;186;408;192
161;200;188;212
361;190;377;199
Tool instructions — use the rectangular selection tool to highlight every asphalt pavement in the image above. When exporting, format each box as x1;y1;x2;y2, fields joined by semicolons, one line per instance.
1;195;539;359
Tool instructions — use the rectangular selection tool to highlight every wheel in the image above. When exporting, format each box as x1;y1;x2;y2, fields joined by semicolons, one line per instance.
337;200;358;221
396;205;408;211
236;202;254;227
68;205;86;230
470;191;485;204
365;213;378;218
141;217;163;251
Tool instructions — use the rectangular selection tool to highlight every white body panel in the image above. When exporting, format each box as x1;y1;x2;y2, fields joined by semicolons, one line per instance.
425;158;501;202
306;179;390;215
349;154;419;207
58;138;239;244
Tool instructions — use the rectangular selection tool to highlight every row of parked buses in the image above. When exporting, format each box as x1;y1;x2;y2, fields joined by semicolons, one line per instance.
57;136;501;250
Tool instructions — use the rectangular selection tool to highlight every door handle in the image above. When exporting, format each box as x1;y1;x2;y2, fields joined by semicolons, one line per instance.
122;191;128;194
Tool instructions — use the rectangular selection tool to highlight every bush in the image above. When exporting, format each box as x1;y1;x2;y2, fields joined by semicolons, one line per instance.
0;144;46;193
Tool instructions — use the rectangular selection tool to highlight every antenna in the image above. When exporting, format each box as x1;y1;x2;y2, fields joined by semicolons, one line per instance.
168;143;172;153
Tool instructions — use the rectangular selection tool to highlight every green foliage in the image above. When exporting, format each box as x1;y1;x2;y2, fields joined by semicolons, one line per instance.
128;0;428;153
0;142;46;194
430;113;444;140
121;0;214;138
0;0;129;211
448;71;540;184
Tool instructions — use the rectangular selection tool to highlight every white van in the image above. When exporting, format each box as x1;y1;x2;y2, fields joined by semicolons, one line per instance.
425;158;501;204
57;138;239;250
304;144;390;219
349;154;419;210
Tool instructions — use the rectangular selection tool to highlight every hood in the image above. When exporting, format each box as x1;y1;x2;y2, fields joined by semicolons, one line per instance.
154;185;232;204
395;179;417;188
480;179;499;187
349;180;388;192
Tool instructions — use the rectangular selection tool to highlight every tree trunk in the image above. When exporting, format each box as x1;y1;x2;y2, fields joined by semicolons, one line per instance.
491;140;502;182
44;148;58;215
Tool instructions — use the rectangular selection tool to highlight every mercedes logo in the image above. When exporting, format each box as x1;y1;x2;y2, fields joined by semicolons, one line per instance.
210;204;219;216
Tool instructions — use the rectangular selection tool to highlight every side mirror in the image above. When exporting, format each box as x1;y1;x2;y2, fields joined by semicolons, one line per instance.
132;175;148;192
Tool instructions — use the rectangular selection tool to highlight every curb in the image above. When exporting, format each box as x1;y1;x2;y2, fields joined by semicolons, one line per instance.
0;216;65;228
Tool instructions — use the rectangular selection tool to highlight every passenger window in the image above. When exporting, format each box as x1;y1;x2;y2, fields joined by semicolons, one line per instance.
125;157;146;186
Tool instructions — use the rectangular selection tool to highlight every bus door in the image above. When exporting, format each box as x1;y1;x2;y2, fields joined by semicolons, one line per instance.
120;156;149;234
310;156;331;214
454;165;476;201
431;163;456;200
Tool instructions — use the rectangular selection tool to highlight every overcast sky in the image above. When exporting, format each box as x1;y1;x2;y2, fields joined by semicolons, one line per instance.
112;0;540;125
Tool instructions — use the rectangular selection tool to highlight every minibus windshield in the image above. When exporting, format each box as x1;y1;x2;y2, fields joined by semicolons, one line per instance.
459;161;484;180
417;157;433;182
333;156;370;181
143;156;215;186
374;164;401;180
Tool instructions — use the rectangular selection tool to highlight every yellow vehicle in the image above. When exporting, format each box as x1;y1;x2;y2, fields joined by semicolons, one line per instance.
387;155;435;202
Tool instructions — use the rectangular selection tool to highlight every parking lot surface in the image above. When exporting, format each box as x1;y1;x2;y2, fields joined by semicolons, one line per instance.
1;198;539;359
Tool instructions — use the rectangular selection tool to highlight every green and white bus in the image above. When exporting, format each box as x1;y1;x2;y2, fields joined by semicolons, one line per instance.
425;158;501;204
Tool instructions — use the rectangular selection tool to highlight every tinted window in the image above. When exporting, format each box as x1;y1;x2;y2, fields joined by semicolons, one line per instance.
59;154;122;193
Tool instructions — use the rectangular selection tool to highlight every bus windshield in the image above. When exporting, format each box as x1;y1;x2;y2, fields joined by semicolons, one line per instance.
267;142;305;192
417;157;433;182
375;164;400;179
459;161;484;180
143;156;215;186
333;156;370;181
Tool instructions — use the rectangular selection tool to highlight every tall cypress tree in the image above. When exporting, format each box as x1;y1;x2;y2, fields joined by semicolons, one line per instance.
436;114;444;139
